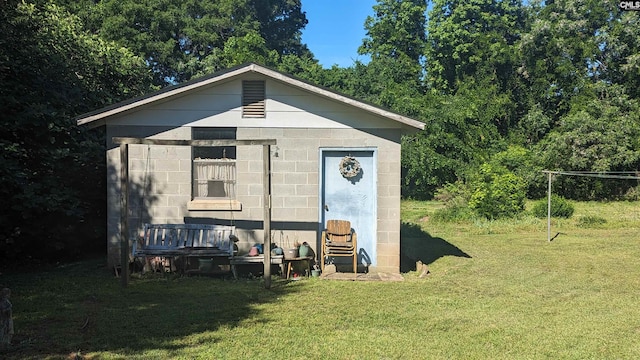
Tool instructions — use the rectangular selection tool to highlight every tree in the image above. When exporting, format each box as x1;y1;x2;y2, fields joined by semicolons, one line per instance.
517;0;612;119
250;0;311;57
193;30;281;76
426;0;526;94
425;0;528;139
276;54;331;84
598;10;640;98
360;0;427;63
401;79;509;199
359;0;427;90
535;83;640;199
80;0;311;86
0;1;152;263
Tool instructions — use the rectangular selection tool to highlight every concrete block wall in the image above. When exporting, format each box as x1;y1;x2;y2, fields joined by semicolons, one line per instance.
105;125;402;273
235;127;402;273
374;136;402;273
232;128;320;253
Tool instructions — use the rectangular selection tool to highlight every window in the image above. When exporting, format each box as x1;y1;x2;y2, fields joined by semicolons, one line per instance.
192;128;237;200
242;80;265;118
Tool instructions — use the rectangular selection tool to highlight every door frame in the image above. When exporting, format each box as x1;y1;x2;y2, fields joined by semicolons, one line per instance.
318;147;378;268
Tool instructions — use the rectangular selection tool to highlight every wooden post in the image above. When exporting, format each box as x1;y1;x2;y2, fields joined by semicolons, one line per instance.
0;288;13;350
263;145;272;289
120;143;130;287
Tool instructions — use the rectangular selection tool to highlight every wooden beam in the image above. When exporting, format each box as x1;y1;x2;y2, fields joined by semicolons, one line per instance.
112;137;276;146
263;144;272;289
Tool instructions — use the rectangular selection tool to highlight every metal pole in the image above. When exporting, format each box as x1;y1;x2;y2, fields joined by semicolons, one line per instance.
120;143;130;287
547;172;552;242
263;145;272;288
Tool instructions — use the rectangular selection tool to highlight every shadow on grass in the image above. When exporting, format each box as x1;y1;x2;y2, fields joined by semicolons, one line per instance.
2;258;300;359
400;222;472;273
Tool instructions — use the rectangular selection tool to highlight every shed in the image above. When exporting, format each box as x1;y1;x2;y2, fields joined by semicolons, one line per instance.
77;63;424;274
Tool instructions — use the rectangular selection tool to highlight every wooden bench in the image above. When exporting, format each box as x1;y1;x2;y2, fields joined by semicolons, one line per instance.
133;223;235;272
132;223;285;277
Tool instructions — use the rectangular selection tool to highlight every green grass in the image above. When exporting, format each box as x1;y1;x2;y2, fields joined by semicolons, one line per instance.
2;200;640;359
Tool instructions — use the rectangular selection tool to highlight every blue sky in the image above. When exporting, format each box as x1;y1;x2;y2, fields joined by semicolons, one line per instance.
301;1;377;68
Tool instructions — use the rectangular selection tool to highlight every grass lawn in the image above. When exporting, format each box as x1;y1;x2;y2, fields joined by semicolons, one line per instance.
2;200;640;359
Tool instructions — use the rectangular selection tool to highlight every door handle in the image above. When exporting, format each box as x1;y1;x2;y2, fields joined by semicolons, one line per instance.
324;204;329;211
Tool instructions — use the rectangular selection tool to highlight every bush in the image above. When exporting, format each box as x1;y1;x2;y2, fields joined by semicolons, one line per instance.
468;164;527;219
491;146;546;200
577;215;606;227
623;185;640;201
531;195;575;218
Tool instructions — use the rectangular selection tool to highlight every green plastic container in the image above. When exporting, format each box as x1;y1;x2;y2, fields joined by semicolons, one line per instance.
298;244;310;257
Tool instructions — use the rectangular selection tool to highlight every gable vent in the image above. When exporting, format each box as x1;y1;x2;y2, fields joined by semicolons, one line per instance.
242;80;265;118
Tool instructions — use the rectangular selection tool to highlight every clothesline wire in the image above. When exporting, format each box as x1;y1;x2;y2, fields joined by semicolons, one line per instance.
542;170;640;180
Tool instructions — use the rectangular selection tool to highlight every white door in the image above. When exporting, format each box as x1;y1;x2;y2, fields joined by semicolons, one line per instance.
320;149;376;268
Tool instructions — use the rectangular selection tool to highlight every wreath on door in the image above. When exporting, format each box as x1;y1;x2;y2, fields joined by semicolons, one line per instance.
339;156;361;178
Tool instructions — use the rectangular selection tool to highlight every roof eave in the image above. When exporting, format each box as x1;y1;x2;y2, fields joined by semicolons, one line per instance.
76;64;256;126
248;65;424;131
76;63;425;131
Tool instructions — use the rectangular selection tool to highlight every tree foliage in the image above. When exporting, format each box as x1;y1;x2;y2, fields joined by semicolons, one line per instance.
360;0;427;63
598;11;640;98
468;163;527;219
426;0;526;94
4;0;640;262
78;0;311;86
0;1;152;263
535;83;640;199
517;0;616;118
356;0;427;111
